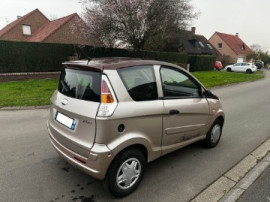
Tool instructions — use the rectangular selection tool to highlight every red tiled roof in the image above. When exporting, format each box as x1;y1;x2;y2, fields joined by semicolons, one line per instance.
216;32;252;55
0;9;49;38
29;13;77;42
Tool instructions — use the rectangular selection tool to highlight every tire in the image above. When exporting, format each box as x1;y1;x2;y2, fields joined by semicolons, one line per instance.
246;69;252;74
204;119;223;148
104;148;146;197
227;68;232;72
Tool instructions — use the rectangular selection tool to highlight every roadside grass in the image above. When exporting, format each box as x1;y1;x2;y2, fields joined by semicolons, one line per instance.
0;70;265;107
0;78;58;107
192;70;265;88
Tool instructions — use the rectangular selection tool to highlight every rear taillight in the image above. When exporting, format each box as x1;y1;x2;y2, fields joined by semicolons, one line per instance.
101;80;114;103
97;75;118;117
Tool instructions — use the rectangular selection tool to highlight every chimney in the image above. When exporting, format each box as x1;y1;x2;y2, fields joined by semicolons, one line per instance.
17;16;22;19
191;27;196;35
236;33;239;37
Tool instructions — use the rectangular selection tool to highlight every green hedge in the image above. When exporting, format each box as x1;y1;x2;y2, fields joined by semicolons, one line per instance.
0;41;188;73
188;55;216;72
82;46;188;67
0;40;214;73
0;41;74;73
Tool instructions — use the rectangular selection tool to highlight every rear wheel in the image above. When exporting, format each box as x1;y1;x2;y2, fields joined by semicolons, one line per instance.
204;119;223;148
104;148;146;197
227;68;232;72
246;69;252;74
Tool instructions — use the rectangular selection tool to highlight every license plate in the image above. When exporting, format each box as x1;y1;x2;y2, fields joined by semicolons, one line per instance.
55;112;76;130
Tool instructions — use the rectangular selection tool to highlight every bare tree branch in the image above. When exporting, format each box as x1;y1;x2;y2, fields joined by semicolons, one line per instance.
80;0;198;50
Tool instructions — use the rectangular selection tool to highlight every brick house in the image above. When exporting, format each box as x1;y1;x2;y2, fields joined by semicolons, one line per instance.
209;32;252;63
0;9;91;45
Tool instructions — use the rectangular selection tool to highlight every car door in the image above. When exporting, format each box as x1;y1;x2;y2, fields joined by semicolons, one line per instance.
241;63;248;72
159;66;210;155
232;63;241;72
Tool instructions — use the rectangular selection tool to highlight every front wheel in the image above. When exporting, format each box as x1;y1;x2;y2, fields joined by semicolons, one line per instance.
204;119;223;148
104;149;146;197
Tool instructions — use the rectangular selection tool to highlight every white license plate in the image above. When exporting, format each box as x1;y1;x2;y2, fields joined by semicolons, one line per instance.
55;112;76;130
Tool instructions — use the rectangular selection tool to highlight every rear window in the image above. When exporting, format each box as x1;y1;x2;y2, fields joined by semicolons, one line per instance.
58;68;101;102
118;65;158;101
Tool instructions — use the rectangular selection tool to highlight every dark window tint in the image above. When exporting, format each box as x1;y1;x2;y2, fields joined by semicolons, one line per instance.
118;66;158;101
58;68;101;102
160;67;200;98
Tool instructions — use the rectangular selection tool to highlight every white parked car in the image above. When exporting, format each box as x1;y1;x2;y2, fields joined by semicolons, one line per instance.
224;62;257;73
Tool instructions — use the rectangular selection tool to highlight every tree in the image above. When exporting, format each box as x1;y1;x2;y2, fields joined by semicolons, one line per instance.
250;44;263;54
248;44;270;65
80;0;198;50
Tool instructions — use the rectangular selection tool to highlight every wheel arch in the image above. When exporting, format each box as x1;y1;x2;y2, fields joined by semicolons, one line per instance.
104;143;149;180
216;116;225;127
113;144;148;162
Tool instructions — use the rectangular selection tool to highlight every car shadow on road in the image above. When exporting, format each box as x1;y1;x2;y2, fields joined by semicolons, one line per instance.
45;141;212;202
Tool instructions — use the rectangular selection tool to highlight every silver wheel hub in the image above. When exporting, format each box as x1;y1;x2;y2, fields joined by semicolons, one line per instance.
116;158;141;190
211;124;221;144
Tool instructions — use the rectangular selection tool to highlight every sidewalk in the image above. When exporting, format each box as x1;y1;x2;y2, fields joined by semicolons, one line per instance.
220;153;270;202
238;164;270;202
191;138;270;202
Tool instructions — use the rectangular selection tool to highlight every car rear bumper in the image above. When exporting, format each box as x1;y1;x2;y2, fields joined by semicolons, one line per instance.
47;121;114;180
252;68;257;72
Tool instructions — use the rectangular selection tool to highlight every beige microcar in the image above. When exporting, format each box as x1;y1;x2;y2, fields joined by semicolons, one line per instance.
47;58;225;197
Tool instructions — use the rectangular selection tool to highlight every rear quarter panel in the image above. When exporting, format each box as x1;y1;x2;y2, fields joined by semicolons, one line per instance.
95;100;164;162
97;69;164;162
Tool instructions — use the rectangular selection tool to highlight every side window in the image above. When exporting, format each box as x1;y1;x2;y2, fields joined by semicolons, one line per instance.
160;67;200;98
118;66;158;101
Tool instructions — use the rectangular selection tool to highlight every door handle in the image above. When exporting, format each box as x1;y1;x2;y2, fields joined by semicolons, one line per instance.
169;109;180;115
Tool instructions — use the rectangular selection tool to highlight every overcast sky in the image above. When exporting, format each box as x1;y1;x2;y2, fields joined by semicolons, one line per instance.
0;0;269;51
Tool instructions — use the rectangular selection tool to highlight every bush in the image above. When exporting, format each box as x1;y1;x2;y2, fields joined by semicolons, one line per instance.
0;40;214;73
0;41;74;73
82;46;188;67
188;55;216;72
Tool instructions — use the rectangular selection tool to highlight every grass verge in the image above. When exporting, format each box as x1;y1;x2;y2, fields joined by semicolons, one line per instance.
0;78;58;107
0;70;265;107
192;70;264;88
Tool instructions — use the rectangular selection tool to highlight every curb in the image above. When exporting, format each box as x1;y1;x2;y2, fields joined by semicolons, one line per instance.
220;153;270;202
190;138;270;202
0;105;50;111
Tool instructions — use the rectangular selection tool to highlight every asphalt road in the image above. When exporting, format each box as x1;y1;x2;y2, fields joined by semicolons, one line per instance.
1;71;270;202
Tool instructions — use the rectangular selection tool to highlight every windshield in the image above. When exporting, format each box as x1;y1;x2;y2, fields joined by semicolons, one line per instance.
58;68;101;102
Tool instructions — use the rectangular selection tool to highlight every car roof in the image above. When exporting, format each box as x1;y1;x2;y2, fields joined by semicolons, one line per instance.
62;57;181;71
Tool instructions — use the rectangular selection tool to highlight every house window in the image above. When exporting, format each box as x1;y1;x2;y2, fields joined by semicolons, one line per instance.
198;41;205;48
22;25;31;35
241;44;245;50
218;43;222;49
207;44;213;49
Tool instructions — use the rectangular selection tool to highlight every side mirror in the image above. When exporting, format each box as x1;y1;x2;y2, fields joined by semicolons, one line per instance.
203;90;219;100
